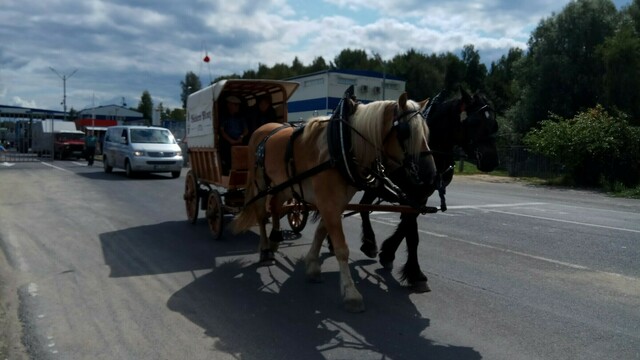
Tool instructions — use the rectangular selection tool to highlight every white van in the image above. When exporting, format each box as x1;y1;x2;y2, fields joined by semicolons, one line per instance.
102;125;183;178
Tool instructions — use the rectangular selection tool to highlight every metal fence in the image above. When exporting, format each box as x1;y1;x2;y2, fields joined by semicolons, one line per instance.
1;150;41;163
497;146;565;178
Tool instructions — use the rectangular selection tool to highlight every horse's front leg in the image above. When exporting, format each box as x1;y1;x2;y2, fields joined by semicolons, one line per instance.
325;212;364;313
400;214;430;293
305;218;327;283
268;195;284;249
359;190;378;258
256;199;273;263
259;193;290;263
378;213;411;270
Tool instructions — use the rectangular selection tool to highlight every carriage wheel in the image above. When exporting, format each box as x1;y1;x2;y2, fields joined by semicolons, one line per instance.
286;198;309;234
183;170;199;224
207;190;224;240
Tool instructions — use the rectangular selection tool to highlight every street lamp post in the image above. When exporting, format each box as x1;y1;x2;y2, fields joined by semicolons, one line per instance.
49;67;78;121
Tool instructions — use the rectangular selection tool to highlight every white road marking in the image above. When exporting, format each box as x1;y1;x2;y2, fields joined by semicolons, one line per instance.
27;282;39;297
367;215;590;269
72;161;87;166
487;209;640;234
363;201;638;280
446;202;548;210
361;202;548;216
41;161;73;173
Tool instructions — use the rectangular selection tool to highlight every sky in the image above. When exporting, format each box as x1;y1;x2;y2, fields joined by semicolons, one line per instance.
0;0;632;113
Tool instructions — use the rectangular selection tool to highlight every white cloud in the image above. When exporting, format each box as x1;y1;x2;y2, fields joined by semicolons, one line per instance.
11;96;38;109
0;0;632;111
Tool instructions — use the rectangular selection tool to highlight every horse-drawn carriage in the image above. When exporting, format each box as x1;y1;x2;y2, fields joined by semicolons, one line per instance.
183;79;308;239
184;79;499;312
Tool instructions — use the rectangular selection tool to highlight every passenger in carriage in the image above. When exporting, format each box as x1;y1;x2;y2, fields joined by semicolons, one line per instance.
246;95;277;141
219;95;248;174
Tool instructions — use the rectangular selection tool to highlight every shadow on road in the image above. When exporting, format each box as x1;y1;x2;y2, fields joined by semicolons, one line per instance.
99;220;259;277
166;255;481;359
78;170;177;181
100;220;481;359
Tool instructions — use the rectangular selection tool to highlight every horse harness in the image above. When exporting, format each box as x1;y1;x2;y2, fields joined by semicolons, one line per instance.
245;86;433;212
420;91;496;213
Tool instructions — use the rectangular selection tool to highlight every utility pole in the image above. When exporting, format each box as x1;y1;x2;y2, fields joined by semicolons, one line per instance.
49;67;78;121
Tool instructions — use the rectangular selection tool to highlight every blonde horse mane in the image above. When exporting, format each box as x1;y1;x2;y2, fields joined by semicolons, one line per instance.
351;99;429;167
300;99;428;172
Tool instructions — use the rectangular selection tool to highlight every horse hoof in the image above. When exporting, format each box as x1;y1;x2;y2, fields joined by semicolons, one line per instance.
380;260;393;271
360;243;378;258
344;299;365;313
379;252;395;270
269;230;283;243
259;250;275;263
411;281;431;293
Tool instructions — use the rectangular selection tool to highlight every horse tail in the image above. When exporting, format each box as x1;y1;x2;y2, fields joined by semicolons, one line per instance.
232;169;261;234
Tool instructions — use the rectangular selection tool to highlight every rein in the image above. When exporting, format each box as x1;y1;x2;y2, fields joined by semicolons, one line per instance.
244;87;434;213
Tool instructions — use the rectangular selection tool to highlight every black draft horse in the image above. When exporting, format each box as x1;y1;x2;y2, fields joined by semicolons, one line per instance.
358;87;499;292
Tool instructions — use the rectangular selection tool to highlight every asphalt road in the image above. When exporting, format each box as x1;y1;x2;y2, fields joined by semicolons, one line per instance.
0;160;638;360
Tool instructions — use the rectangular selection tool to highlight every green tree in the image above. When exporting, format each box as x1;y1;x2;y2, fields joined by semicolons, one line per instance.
513;0;619;133
524;105;640;187
389;49;449;100
443;53;466;93
485;48;523;115
306;56;330;73
137;90;154;121
169;108;185;121
599;22;640;124
180;71;202;109
291;56;305;75
67;108;78;121
332;49;371;70
461;44;487;91
626;0;640;33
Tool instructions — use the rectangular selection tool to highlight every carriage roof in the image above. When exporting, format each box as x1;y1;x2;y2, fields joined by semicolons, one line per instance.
191;79;300;103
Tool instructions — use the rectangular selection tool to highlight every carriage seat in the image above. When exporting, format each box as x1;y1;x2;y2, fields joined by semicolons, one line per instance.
224;145;248;188
231;146;248;170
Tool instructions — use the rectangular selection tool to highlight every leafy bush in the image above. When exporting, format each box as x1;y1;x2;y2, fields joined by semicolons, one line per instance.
524;105;640;187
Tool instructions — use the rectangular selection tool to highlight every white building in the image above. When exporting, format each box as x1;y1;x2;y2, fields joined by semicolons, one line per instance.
77;105;144;124
286;70;406;122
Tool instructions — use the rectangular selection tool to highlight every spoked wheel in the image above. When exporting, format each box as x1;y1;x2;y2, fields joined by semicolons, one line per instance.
286;198;309;234
183;170;199;224
206;189;224;240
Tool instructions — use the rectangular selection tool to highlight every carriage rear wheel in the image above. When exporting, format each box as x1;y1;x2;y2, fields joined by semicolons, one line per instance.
286;198;309;234
207;190;224;240
184;170;199;224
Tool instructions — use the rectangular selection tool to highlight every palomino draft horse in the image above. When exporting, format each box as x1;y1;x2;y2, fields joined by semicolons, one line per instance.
358;88;499;292
233;91;437;312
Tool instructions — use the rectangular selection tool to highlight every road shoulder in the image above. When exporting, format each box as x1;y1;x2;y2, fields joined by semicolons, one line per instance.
0;246;28;360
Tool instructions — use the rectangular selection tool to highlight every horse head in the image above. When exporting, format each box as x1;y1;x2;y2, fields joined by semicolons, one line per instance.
350;92;437;204
459;88;499;172
424;87;499;174
387;93;437;188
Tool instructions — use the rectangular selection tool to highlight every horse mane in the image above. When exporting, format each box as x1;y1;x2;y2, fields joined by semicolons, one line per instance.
300;98;429;169
351;99;428;163
403;99;430;159
350;100;394;168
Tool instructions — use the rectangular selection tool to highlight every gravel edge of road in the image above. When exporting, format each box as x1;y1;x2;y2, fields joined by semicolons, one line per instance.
0;246;28;360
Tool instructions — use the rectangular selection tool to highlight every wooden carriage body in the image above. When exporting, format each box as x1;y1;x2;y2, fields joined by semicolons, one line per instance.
186;79;300;189
183;79;303;238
